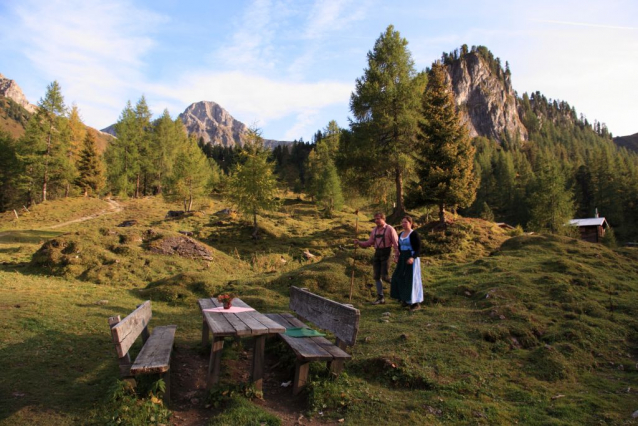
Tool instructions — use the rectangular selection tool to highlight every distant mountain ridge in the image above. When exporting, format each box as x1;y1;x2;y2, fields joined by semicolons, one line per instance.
102;100;291;149
613;133;638;153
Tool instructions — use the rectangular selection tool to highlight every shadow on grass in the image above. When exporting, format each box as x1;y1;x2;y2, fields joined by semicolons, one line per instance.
0;230;63;244
0;327;119;422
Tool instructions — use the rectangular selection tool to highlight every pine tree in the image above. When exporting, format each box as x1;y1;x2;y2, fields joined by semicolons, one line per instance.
227;129;279;238
164;135;212;212
410;62;478;224
76;130;105;196
349;25;425;221
134;96;153;196
65;104;85;196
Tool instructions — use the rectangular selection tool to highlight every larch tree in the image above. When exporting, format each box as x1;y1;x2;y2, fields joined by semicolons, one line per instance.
528;157;575;234
105;101;140;197
164;135;212;212
151;110;184;195
349;25;425;221
76;130;105;196
37;81;68;202
409;62;478;224
227;128;279;239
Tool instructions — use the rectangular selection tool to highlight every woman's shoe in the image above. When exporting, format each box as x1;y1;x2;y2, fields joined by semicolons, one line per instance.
401;301;409;308
410;303;420;311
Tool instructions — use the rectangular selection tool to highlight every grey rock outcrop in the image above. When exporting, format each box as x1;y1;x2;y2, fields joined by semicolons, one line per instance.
0;73;37;113
445;53;528;143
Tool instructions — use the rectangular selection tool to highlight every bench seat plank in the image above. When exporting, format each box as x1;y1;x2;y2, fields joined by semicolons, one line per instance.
265;314;350;362
130;325;177;375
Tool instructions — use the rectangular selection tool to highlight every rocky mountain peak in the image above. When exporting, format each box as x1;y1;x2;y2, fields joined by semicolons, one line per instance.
0;73;38;114
443;49;528;143
179;101;248;147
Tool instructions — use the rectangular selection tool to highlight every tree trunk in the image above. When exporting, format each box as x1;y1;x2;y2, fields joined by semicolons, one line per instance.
188;195;193;212
135;174;140;198
252;211;259;239
43;123;52;202
388;167;406;223
439;202;446;225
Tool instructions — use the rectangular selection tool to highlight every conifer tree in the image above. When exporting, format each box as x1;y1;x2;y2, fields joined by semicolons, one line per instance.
36;81;68;202
164;135;212;212
227;129;279;238
64;104;85;197
349;25;425;220
528;158;574;234
76;130;105;196
0;131;21;211
105;101;140;196
410;62;478;224
152;110;184;194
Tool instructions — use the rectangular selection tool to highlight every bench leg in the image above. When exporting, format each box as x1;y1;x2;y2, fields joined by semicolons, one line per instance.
251;335;266;392
328;360;344;375
292;360;310;395
162;370;171;406
201;319;210;347
207;336;224;390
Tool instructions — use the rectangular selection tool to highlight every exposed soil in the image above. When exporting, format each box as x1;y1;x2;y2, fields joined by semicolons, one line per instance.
170;342;340;426
148;235;214;261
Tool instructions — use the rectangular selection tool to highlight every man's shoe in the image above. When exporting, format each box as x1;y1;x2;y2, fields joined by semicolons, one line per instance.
410;303;420;311
372;296;385;305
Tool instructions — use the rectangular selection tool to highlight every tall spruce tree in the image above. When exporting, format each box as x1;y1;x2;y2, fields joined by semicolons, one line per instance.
410;62;478;224
349;25;425;221
152;110;184;195
0;131;21;211
227;129;279;238
76;130;105;196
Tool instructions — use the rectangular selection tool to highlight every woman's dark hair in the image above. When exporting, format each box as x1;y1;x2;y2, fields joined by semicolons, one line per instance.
402;216;413;225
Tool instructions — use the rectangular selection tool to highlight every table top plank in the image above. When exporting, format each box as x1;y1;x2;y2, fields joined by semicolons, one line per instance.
198;299;235;336
198;297;284;337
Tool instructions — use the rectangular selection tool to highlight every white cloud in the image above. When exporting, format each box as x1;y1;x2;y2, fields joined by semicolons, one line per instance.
149;70;351;126
2;0;167;127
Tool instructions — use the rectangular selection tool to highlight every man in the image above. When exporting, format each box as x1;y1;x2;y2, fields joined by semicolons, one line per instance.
354;212;399;305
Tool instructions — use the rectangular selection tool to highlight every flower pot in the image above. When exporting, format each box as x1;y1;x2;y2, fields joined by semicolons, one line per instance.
223;301;232;309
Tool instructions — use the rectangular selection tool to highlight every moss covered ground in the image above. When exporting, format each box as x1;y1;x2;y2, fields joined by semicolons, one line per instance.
1;195;637;425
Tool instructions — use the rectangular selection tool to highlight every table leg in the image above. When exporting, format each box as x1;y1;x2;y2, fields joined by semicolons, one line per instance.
201;319;210;347
207;336;224;390
251;335;266;392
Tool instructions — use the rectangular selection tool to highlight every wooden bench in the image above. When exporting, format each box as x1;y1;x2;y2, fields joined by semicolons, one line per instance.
108;301;177;403
265;286;360;395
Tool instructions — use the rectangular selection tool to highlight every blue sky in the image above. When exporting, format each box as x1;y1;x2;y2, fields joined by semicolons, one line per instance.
1;0;636;140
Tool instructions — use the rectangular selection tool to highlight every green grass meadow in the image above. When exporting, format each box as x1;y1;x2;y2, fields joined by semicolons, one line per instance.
1;196;638;425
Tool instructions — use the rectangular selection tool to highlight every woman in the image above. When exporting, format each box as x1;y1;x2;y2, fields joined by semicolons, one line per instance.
390;216;423;311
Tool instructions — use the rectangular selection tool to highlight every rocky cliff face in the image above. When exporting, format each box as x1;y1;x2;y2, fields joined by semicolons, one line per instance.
445;53;528;142
0;73;37;114
179;101;248;147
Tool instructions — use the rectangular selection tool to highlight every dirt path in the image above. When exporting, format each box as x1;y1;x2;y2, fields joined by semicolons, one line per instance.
48;198;122;229
170;342;340;426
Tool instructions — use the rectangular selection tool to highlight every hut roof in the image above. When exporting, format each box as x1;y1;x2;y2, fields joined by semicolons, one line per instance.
569;217;609;227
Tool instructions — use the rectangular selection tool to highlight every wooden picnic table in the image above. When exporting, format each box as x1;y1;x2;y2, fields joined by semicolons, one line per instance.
198;297;285;391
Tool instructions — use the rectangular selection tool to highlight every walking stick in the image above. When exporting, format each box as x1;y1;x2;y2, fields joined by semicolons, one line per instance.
349;210;359;302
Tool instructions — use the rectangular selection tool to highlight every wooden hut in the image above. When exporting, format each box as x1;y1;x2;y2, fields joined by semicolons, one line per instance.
568;217;609;243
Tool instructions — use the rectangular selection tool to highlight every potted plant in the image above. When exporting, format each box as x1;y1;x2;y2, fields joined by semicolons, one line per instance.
217;293;235;309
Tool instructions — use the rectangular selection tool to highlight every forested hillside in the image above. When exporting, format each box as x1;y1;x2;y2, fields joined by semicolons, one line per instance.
1;29;637;241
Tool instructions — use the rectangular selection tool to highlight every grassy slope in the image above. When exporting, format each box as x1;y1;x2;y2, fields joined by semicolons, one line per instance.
1;196;637;425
